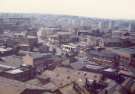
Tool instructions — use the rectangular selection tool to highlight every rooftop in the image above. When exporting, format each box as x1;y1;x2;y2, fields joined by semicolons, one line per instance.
104;68;117;72
88;49;118;59
39;67;102;88
0;55;22;68
111;47;135;56
6;69;23;74
26;52;52;60
0;76;46;94
0;47;12;52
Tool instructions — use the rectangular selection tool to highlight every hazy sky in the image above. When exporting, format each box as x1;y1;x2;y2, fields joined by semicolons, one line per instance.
0;0;135;19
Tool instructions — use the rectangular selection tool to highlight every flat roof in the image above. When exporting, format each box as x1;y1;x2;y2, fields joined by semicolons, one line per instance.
27;35;37;39
0;64;15;69
62;44;78;48
89;49;117;58
0;47;12;52
30;52;52;59
104;68;116;72
6;69;23;74
0;55;22;68
112;47;135;55
85;64;104;70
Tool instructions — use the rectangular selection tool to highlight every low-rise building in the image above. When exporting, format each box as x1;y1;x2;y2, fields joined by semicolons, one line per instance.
87;49;120;67
23;52;61;73
108;47;135;67
0;65;35;81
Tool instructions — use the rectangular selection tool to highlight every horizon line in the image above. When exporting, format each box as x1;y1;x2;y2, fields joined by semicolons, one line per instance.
0;11;135;21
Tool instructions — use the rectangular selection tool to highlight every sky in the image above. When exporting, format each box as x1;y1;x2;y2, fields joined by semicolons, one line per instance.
0;0;135;20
